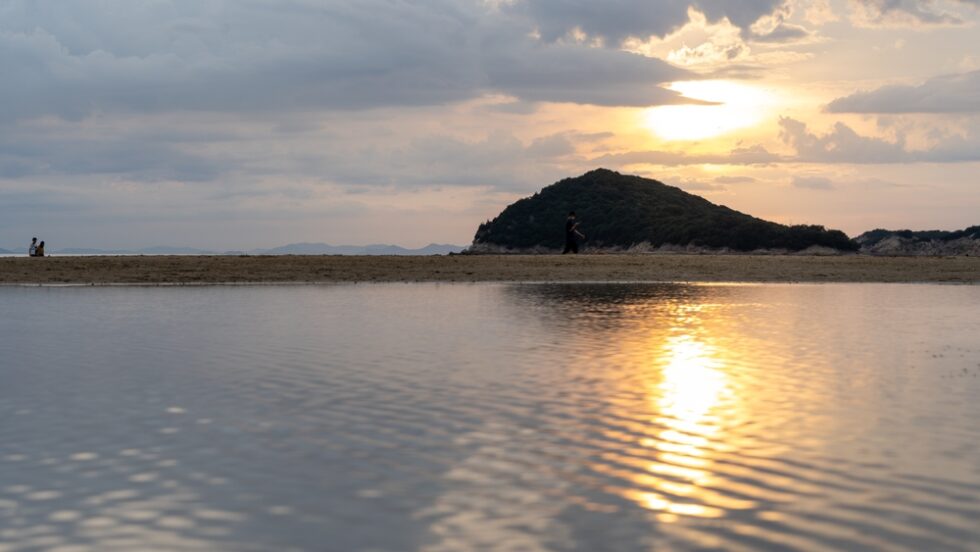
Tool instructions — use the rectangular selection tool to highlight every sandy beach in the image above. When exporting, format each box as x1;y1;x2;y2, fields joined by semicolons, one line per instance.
2;254;980;284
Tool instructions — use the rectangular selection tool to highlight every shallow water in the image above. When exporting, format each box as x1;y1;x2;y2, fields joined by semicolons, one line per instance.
1;283;979;551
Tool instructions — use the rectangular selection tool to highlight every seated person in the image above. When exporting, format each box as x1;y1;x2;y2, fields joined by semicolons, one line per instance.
35;241;45;257
29;237;37;257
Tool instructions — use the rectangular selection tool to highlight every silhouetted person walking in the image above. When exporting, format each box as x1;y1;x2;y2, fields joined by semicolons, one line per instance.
29;237;37;257
563;211;585;254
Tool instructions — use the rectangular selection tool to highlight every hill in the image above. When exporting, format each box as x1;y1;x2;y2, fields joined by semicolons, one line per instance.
472;169;857;252
856;227;980;256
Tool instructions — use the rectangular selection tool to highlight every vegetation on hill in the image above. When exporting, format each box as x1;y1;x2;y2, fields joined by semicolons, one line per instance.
857;227;980;246
473;169;857;252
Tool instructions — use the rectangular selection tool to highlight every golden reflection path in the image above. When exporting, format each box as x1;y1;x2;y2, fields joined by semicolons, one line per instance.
595;301;757;522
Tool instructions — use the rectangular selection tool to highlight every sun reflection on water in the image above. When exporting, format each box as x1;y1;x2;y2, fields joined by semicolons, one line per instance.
599;303;756;521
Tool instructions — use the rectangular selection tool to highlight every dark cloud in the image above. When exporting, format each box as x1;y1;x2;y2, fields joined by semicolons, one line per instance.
827;70;980;113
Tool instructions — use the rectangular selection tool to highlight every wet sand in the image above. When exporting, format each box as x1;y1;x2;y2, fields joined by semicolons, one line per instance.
2;254;980;284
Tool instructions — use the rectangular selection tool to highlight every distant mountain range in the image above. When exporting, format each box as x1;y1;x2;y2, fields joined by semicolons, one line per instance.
0;243;466;256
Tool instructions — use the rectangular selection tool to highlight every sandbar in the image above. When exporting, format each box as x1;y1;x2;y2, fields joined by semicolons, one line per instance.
2;254;980;284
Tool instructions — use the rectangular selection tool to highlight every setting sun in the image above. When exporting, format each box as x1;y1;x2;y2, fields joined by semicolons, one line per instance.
644;80;774;141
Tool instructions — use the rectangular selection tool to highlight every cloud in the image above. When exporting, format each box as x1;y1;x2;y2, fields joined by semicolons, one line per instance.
746;22;811;42
848;0;978;27
667;42;748;67
675;180;728;191
591;145;783;166
792;176;835;189
0;0;705;124
778;116;980;163
778;117;909;163
803;0;841;24
483;44;694;107
0;122;223;181
510;0;793;43
591;117;980;168
714;175;757;183
827;70;980;113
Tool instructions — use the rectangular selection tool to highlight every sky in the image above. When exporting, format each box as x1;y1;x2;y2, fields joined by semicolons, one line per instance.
2;0;979;249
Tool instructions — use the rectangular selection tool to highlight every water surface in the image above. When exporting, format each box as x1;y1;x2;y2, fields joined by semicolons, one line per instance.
2;284;979;551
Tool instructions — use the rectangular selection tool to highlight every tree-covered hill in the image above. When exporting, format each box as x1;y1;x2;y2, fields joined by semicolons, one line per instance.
856;227;980;246
472;169;857;252
855;226;980;255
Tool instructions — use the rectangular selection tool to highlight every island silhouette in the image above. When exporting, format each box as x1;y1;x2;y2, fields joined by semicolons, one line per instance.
472;169;856;253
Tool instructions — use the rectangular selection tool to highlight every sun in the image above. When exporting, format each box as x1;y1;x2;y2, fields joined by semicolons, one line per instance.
644;80;773;141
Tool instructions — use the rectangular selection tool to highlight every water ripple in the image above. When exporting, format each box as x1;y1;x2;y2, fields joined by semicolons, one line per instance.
1;283;979;551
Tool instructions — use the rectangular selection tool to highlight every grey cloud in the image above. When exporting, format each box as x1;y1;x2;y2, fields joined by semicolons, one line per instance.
569;132;615;142
0;1;479;120
0;126;222;181
510;0;790;43
849;0;977;26
234;129;593;192
778;117;908;163
0;108;598;194
526;134;577;158
778;116;980;163
484;45;693;107
827;70;980;113
375;131;590;190
482;101;540;115
0;0;698;124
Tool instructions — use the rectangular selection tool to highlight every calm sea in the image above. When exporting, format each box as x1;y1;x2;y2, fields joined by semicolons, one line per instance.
2;284;979;551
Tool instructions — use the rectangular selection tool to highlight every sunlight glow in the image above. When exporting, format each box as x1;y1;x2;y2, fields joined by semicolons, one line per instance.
645;80;773;141
583;299;768;523
658;335;727;435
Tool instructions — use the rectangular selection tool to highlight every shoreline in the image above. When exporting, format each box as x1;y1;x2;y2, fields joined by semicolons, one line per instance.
2;254;980;284
3;281;978;288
